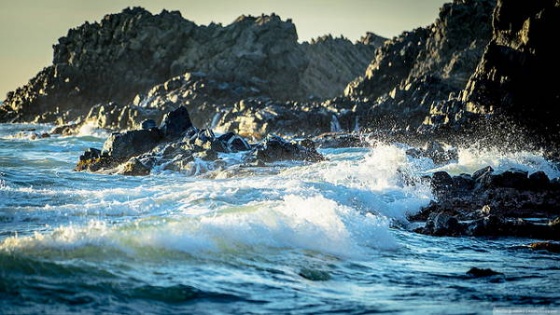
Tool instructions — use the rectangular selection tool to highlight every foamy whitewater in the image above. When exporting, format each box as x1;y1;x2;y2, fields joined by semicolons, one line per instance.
1;123;559;314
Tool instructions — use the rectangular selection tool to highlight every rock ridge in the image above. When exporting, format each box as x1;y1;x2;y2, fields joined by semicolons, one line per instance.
0;7;381;126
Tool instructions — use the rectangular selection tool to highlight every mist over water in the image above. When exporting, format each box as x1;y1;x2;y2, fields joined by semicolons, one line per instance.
1;123;559;314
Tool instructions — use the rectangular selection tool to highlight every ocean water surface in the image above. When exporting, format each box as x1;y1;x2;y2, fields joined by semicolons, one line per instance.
1;123;559;314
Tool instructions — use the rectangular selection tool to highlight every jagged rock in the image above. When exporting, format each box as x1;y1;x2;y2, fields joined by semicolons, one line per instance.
159;106;193;138
423;0;560;149
254;135;325;163
345;0;496;132
102;129;163;162
410;165;560;240
0;8;379;129
75;106;325;175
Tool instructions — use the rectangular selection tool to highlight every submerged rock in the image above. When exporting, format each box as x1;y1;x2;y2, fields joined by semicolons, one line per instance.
466;267;504;278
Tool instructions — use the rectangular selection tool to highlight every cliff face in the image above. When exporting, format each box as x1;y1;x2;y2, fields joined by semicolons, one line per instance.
0;7;381;125
422;0;560;147
462;0;560;142
344;0;496;131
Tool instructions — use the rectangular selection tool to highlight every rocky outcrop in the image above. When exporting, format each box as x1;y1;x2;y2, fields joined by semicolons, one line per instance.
75;106;325;175
409;166;560;240
0;7;380;127
344;0;496;132
422;0;560;148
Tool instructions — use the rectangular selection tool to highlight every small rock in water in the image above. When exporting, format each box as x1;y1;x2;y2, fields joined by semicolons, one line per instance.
466;267;503;278
298;268;331;281
528;241;560;253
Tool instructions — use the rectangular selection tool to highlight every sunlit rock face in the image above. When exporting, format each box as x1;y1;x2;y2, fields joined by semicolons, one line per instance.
344;0;496;132
421;0;560;148
0;7;380;126
459;0;560;143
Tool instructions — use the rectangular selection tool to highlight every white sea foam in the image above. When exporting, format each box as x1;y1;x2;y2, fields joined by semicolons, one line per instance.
428;146;560;178
76;122;110;138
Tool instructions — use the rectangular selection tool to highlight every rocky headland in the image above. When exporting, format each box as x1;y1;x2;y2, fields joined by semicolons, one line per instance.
2;0;560;242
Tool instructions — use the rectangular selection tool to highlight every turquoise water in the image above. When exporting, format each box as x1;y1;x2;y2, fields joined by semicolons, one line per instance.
1;123;559;314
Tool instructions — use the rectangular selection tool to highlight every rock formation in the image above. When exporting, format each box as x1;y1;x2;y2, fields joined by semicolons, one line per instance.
409;166;560;240
75;106;325;176
344;0;496;132
0;7;381;128
2;0;559;151
422;0;560;148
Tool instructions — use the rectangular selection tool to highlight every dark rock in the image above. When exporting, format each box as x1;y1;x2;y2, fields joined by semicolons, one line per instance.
217;132;252;152
79;148;102;161
141;119;157;130
487;169;529;190
1;8;380;128
255;135;325;163
528;171;550;190
466;267;503;278
431;171;454;198
424;0;560;148
424;211;465;236
529;241;560;253
312;133;366;149
346;0;496;133
120;157;151;176
452;174;475;192
411;164;560;240
102;129;163;162
159;106;193;138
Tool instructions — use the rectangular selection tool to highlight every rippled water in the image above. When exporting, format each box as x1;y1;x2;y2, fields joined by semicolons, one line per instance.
1;123;559;314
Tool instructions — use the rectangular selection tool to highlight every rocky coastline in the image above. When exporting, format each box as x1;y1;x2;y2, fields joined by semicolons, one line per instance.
2;0;560;244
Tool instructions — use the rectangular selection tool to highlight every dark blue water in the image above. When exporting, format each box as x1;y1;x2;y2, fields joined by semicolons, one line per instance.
1;123;559;314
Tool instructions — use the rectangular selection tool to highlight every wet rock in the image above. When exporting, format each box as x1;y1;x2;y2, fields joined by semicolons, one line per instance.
466;267;503;278
102;129;163;162
159;106;193;138
254;135;325;163
217;132;251;153
119;157;151;176
410;165;560;240
423;211;465;236
528;241;560;253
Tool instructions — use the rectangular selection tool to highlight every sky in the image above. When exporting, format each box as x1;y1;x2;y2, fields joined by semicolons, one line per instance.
0;0;449;99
